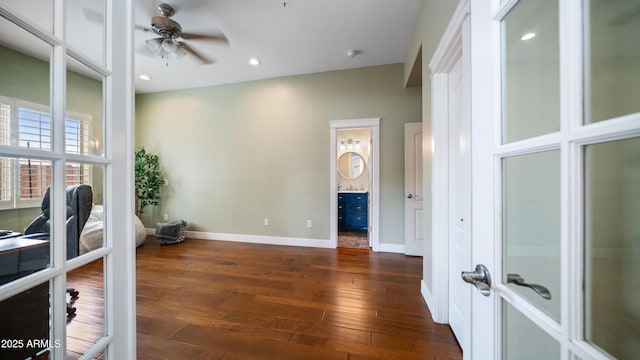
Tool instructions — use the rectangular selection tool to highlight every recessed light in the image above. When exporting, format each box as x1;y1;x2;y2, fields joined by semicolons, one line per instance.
249;58;261;66
521;32;536;41
139;74;151;81
346;49;360;58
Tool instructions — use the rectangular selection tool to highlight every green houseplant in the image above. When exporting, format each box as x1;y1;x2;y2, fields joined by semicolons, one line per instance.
135;147;164;217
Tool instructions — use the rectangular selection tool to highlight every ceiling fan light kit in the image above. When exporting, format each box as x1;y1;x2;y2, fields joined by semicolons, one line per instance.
137;3;229;66
146;37;187;64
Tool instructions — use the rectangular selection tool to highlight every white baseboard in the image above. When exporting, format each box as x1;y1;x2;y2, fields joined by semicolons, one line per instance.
422;280;449;324
187;230;335;248
421;279;435;314
145;228;408;253
377;243;406;254
146;228;333;248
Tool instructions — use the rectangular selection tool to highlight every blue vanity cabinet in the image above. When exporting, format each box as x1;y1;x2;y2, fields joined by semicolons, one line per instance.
338;194;347;230
338;192;368;231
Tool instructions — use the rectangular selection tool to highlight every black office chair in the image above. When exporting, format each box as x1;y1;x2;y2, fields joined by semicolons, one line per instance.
24;184;93;260
24;184;93;316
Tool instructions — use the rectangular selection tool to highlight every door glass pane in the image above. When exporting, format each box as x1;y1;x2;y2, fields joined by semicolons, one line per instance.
0;0;53;32
66;0;105;65
0;281;51;359
585;0;640;123
67;55;104;157
585;137;640;358
502;150;560;321
503;300;560;360
69;163;105;256
67;258;105;358
0;15;51;120
502;0;560;143
0;157;52;283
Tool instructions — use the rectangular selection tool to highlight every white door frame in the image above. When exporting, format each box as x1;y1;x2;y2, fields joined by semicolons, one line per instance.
467;1;495;358
330;118;380;250
427;0;471;327
111;0;137;358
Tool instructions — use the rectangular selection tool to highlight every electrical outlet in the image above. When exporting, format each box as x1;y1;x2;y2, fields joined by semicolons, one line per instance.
306;219;312;228
164;179;169;186
264;218;269;226
164;213;169;221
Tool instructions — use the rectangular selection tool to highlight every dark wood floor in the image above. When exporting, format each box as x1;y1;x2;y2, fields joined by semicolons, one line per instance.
66;258;105;359
68;237;462;359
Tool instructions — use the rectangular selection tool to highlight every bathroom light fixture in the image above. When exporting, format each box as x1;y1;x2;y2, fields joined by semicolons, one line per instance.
249;58;261;66
521;32;536;41
139;74;151;81
340;138;360;150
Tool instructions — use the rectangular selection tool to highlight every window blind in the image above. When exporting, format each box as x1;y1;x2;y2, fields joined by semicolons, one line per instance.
0;97;92;207
0;102;11;203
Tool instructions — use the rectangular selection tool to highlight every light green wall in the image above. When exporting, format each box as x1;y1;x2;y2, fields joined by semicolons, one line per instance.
0;46;103;232
0;46;50;105
405;0;459;294
135;64;420;244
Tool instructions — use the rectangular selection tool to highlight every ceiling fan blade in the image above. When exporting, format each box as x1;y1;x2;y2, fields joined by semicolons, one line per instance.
135;24;154;33
180;32;229;45
145;38;163;54
178;42;215;65
136;41;158;58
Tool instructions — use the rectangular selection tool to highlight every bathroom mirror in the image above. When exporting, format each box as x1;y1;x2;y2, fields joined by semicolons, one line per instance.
338;152;365;179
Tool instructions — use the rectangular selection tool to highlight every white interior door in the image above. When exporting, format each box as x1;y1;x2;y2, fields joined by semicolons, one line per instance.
447;55;471;351
468;1;640;359
404;122;423;256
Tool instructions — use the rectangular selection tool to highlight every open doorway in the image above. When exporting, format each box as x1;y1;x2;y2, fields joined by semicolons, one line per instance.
330;118;380;250
337;128;371;248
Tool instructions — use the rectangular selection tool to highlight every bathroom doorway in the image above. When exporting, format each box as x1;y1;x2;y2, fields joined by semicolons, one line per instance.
330;118;380;250
337;128;371;248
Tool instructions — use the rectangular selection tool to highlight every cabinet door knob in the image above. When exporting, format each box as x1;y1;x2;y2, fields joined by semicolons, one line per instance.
407;194;413;199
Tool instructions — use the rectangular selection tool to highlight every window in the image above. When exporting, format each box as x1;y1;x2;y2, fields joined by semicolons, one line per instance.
0;95;92;208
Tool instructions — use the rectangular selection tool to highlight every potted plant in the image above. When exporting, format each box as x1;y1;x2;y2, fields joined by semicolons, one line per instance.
135;147;164;217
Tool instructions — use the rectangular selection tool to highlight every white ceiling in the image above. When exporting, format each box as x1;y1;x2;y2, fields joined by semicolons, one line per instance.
133;0;422;94
0;1;421;94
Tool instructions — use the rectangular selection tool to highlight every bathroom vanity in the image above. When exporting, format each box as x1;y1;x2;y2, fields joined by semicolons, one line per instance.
337;192;368;231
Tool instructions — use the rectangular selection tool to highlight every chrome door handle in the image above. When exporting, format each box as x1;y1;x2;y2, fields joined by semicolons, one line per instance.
507;274;551;300
461;264;491;296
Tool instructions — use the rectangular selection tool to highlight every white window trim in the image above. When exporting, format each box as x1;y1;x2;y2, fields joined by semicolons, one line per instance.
0;95;93;210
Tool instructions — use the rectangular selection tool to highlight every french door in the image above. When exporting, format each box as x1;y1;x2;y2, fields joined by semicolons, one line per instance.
469;0;640;359
0;1;134;359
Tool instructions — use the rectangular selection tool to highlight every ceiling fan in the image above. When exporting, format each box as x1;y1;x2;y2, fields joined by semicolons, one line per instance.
136;3;229;65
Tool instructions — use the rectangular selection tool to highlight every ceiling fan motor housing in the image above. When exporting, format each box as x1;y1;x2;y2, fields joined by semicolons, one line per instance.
151;15;182;38
158;3;176;17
